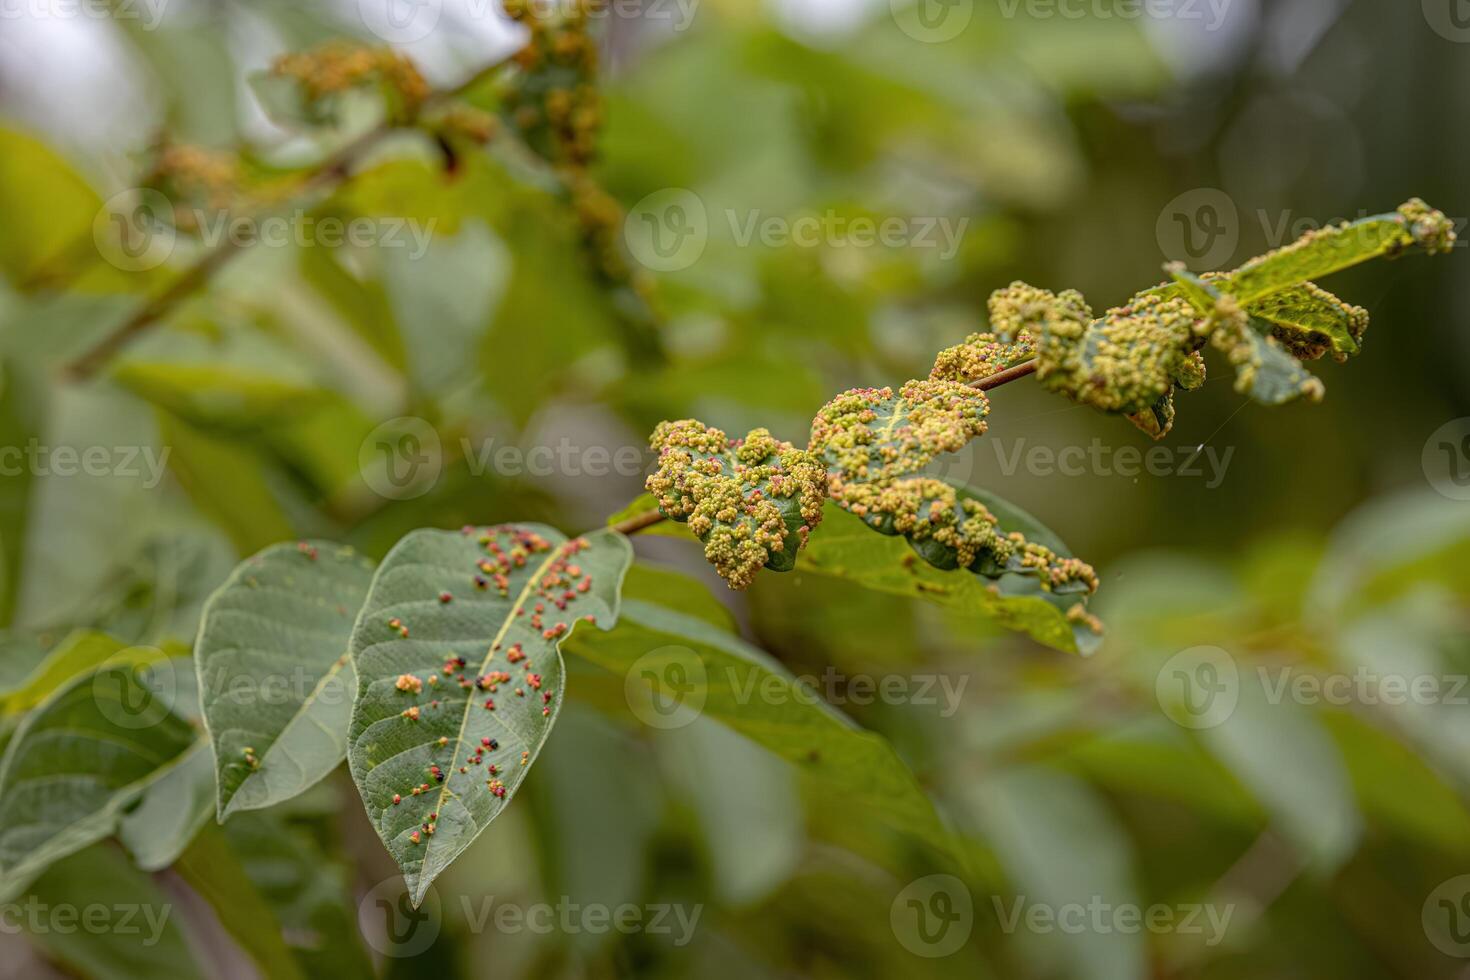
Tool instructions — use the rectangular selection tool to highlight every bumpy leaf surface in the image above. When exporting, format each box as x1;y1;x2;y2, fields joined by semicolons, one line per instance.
347;525;631;906
647;421;826;589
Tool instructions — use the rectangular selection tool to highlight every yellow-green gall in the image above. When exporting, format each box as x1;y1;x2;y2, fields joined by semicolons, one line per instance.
647;420;827;590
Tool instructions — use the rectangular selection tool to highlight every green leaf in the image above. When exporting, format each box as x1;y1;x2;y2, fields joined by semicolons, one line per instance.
0;355;43;626
1200;672;1361;873
347;525;632;906
113;361;329;434
1248;283;1365;359
801;497;1101;654
0;128;114;291
1169;266;1325;407
962;767;1146;980
117;739;215;870
611;491;1098;653
810;379;991;483
0;630;173;714
1226;203;1449;304
0;661;200;899
196;541;376;820
176;825;319;980
155;412;296;554
566;579;952;847
26;844;207;980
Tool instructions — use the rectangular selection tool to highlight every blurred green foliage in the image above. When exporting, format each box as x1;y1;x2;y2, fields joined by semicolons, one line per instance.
0;1;1467;978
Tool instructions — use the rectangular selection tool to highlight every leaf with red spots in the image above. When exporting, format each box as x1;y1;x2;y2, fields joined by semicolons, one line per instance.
347;524;632;906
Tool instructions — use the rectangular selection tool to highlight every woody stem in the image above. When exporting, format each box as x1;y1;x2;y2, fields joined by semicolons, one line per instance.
61;59;510;382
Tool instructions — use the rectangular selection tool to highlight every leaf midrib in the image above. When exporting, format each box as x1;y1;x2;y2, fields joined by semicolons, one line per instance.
418;538;569;872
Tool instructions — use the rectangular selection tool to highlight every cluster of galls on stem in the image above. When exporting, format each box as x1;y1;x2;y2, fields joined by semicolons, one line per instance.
989;198;1456;439
271;41;429;125
647;334;1100;611
647;422;827;590
500;0;662;343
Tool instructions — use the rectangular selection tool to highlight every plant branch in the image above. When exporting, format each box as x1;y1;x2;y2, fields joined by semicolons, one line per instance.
608;356;1042;538
607;508;669;537
61;59;509;382
973;358;1037;391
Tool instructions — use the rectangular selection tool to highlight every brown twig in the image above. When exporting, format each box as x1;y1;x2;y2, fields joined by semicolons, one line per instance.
61;59;509;382
607;507;670;537
608;358;1042;538
972;358;1037;391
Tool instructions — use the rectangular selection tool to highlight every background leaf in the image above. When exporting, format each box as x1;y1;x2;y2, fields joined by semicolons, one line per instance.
195;540;376;819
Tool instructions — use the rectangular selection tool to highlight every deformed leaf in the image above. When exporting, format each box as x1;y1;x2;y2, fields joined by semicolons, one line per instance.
0;662;200;900
1011;199;1453;438
347;525;632;906
1248;283;1366;360
1171;267;1326;406
799;500;1102;655
195;541;376;820
1226;199;1455;304
809;379;991;484
647;421;827;589
808;378;1098;599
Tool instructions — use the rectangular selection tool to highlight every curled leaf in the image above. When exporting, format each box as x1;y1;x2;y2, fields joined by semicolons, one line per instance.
647;421;827;590
1249;283;1367;361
